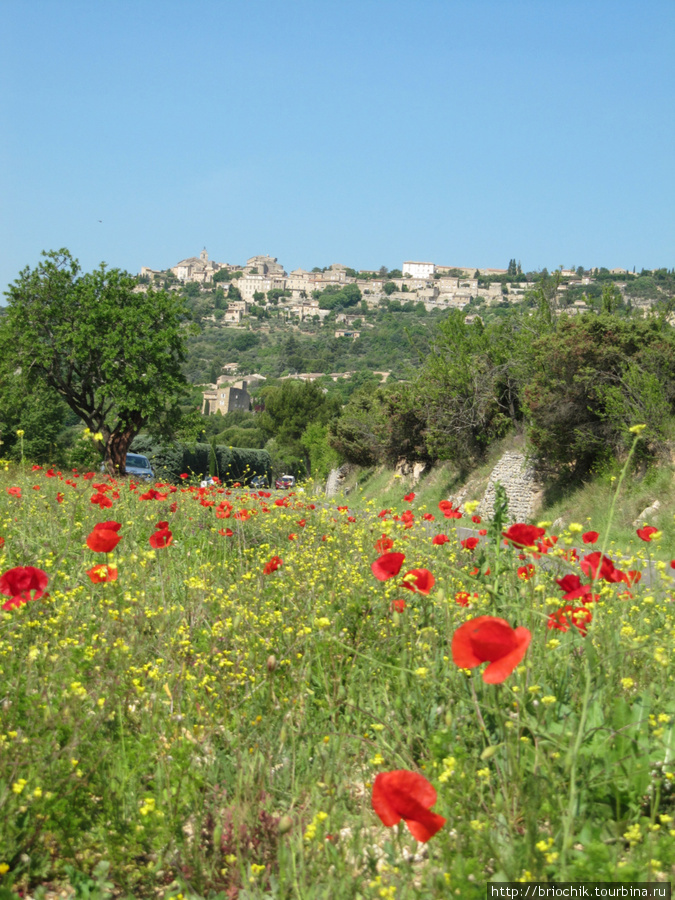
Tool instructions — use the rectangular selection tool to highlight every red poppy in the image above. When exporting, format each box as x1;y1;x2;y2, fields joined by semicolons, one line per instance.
288;533;297;541
337;506;349;512
451;616;531;684
439;500;462;519
423;513;435;521
263;555;283;575
580;551;625;583
454;591;475;607
502;524;546;548
371;552;405;581
218;528;234;537
472;514;482;524
378;509;391;518
149;525;173;548
555;573;598;604
478;528;487;537
403;492;415;502
375;535;394;554
91;491;113;508
391;599;406;613
169;501;177;513
461;537;479;551
547;605;592;636
180;473;189;479
636;525;658;542
296;519;306;528
56;493;64;503
432;534;450;546
0;566;49;610
372;770;446;842
517;564;535;581
401;568;435;595
623;570;642;586
582;531;599;544
7;487;22;498
140;488;168;501
86;564;118;584
86;522;122;553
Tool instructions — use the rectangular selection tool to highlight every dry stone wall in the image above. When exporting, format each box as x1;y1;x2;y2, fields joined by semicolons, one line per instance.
478;451;544;523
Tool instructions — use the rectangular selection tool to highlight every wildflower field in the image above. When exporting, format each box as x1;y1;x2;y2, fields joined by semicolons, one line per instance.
1;456;675;898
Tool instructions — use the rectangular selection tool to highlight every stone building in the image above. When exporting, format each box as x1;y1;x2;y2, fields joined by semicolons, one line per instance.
202;377;251;415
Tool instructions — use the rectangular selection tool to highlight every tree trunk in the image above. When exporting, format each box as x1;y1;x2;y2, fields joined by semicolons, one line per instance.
104;414;145;477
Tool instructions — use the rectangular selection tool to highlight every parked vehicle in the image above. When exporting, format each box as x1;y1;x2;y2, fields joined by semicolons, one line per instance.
125;453;154;479
275;474;296;490
250;475;269;489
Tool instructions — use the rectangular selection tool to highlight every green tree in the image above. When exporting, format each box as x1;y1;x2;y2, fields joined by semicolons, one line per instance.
0;249;189;475
524;315;675;477
383;281;397;295
260;380;341;474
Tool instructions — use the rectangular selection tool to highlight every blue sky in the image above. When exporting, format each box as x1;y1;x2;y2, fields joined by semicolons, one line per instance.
1;0;673;294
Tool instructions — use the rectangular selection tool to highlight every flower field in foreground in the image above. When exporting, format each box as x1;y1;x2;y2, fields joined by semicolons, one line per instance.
1;463;675;897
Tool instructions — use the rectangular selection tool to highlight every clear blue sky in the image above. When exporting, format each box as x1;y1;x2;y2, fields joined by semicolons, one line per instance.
1;0;673;295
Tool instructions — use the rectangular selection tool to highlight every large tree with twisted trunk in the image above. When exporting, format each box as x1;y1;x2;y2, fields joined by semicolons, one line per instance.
0;249;189;475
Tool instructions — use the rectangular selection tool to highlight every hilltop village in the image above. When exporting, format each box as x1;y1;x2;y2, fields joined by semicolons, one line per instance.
138;252;673;414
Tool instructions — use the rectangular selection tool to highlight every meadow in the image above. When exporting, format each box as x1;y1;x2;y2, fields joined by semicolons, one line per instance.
1;447;675;898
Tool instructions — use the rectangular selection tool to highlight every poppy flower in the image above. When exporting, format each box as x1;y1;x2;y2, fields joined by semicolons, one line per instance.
56;493;64;503
455;591;475;607
391;599;406;613
461;537;479;551
478;528;487;536
149;525;173;549
401;568;435;595
472;514;482;524
86;522;122;553
582;531;599;544
423;513;435;521
372;770;446;842
517;564;535;581
0;537;3;549
375;535;394;554
580;551;625;583
263;555;283;575
378;509;391;518
451;616;531;684
218;528;234;537
0;566;49;610
439;500;462;519
636;525;659;542
91;491;113;508
502;524;546;549
371;552;405;581
7;487;22;498
547;605;592;636
432;534;450;546
86;564;118;584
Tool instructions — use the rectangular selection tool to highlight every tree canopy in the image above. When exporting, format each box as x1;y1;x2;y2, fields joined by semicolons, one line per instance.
0;249;189;475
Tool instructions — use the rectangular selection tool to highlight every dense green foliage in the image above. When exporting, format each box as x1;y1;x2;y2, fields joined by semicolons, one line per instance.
332;305;675;482
0;250;189;475
130;435;271;483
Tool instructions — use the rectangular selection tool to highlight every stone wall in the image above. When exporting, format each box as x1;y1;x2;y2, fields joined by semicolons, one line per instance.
478;451;543;523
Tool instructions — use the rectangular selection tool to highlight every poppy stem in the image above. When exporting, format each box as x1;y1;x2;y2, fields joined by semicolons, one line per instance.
560;650;592;870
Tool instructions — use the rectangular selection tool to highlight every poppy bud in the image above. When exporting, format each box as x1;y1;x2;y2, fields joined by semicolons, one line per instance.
267;654;278;673
278;814;293;835
480;744;501;760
